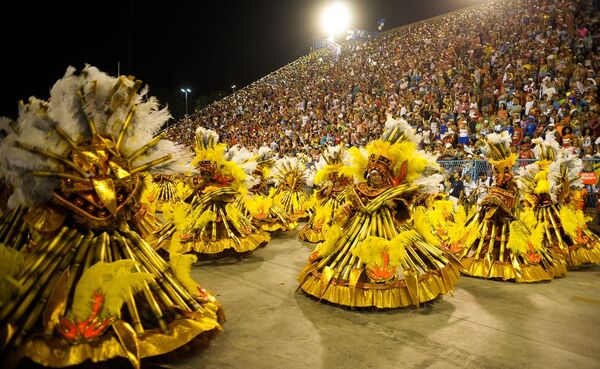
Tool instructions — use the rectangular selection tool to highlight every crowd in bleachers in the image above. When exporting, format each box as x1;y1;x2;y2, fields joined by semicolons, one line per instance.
165;0;599;165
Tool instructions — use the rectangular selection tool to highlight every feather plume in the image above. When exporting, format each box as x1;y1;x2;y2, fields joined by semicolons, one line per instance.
314;225;343;257
351;230;414;269
170;253;200;295
413;207;440;246
69;260;153;321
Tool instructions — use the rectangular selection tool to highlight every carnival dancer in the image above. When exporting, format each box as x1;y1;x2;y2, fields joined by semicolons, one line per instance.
270;155;314;222
298;118;461;309
156;128;270;255
518;137;600;267
238;146;298;232
298;145;353;243
0;66;223;368
449;132;566;282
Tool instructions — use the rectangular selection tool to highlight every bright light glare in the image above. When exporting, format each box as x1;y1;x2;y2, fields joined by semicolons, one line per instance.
320;2;351;37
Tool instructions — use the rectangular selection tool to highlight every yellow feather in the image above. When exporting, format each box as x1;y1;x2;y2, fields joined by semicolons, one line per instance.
413;207;440;246
506;221;530;255
243;195;273;217
559;206;589;239
170;253;199;295
351;231;413;269
338;146;367;182
70;260;153;321
315;225;344;257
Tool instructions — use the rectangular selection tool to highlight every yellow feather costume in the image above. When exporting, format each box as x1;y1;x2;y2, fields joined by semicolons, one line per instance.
299;145;353;243
156;128;270;255
234;146;298;233
452;133;567;282
298;118;460;309
0;67;223;368
516;138;600;268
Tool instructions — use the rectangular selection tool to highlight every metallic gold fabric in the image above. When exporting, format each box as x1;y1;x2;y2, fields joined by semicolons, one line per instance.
20;317;221;367
299;264;460;309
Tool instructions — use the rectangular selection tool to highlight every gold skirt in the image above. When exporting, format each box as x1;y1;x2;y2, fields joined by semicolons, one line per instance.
298;207;461;309
298;196;342;243
0;223;223;368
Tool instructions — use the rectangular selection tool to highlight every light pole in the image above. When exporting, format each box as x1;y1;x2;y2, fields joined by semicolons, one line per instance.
231;84;236;93
180;88;191;116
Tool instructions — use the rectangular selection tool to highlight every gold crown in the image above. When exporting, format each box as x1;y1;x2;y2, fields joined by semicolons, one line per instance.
364;154;392;178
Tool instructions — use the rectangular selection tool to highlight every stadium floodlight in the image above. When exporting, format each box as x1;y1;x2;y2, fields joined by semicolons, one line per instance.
320;2;351;38
180;88;191;115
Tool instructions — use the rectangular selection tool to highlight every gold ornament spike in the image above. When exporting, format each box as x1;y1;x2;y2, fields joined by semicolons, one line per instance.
499;222;508;262
219;208;241;246
41;267;70;337
94;232;110;262
130;154;173;175
113;320;141;369
92;178;118;215
542;210;554;248
127;243;192;311
126;230;201;311
485;222;498;266
77;91;98;135
405;243;428;273
117;234;176;310
32;171;87;182
316;214;364;270
116;106;137;154
63;233;93;299
15;141;87;178
474;221;488;259
0;206;23;242
127;132;166;162
330;215;371;270
546;207;566;251
20;227;72;276
10;232;78;346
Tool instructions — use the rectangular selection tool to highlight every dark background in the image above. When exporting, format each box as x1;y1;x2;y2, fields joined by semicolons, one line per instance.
0;0;486;121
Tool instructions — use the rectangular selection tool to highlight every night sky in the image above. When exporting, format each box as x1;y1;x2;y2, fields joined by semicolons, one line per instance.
0;0;487;120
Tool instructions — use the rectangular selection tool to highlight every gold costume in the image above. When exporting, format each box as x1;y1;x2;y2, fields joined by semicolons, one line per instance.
517;138;600;268
298;118;461;309
450;132;566;282
298;145;352;243
156;128;270;255
0;67;223;368
237;146;298;233
270;156;314;222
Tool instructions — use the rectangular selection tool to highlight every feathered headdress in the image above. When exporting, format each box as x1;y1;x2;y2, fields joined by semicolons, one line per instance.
340;117;440;185
2;66;192;225
270;156;308;189
313;145;353;186
485;131;516;170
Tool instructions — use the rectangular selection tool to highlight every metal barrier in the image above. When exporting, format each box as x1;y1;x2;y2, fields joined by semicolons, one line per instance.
438;158;600;179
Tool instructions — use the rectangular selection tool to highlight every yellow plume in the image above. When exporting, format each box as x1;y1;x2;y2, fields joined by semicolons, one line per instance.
170;253;199;295
70;260;153;321
243;195;273;218
534;168;550;194
413;207;440;246
506;221;530;256
351;230;414;269
338;146;367;182
559;206;590;239
519;208;538;230
315;225;343;257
